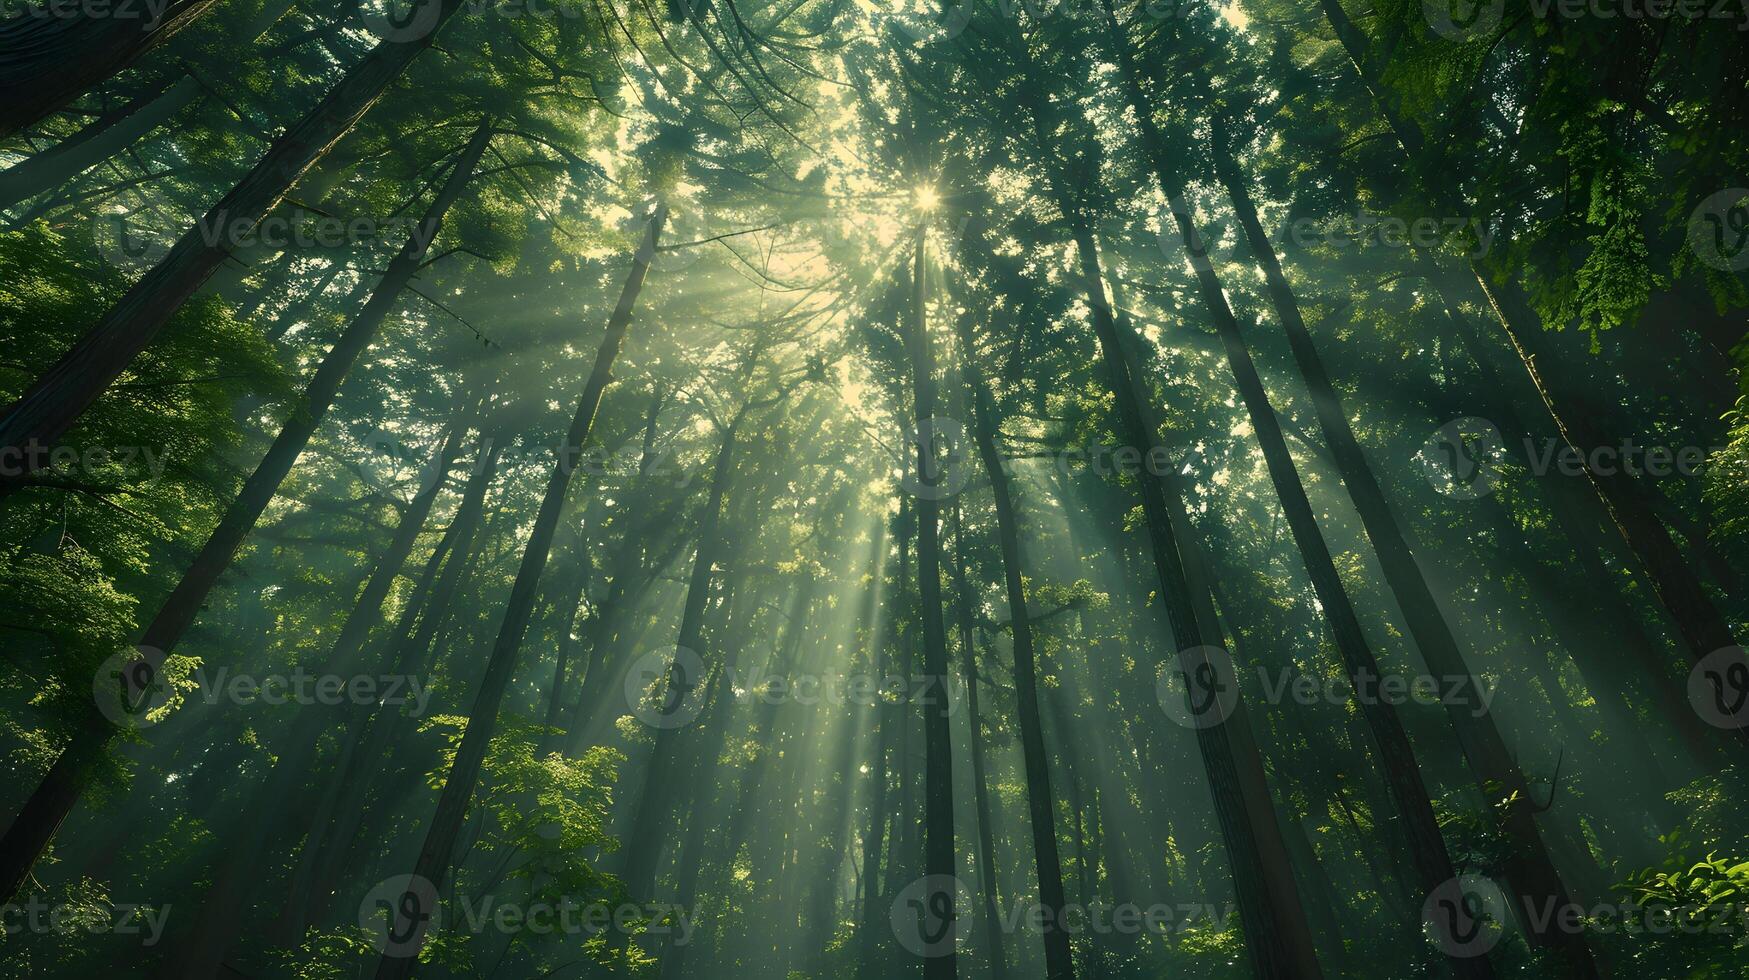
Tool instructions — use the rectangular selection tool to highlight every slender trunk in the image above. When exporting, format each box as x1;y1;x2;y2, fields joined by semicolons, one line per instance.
856;631;893;980
0;74;198;212
155;391;475;979
901;227;957;980
1073;220;1322;977
618;389;747;899
1196;109;1586;974
0;123;492;905
950;304;1076;980
949;500;1006;980
0;0;469;474
264;260;347;343
297;437;501;930
369;203;665;980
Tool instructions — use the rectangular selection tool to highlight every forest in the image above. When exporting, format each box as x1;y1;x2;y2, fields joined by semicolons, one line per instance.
0;0;1745;976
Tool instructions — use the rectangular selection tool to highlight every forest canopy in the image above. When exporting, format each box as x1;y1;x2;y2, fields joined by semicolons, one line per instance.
0;0;1745;977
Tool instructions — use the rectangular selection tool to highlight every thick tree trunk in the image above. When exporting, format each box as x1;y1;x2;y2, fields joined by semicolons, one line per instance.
0;0;468;476
0;122;491;906
369;203;665;980
901;227;957;980
950;303;1075;980
1192;116;1582;974
1070;220;1323;978
0;0;214;138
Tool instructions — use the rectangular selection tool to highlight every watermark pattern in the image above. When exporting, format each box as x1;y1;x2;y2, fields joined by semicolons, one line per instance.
890;875;971;958
1425;0;1749;39
728;667;966;713
623;646;710;729
1418;417;1736;498
1689;188;1749;272
1424;874;1749;959
0;441;170;483
92;651;429;729
1689;646;1749;730
1423;875;1509;957
0;896;171;945
1417;417;1505;499
359;874;441;958
359;876;690;958
92;647;173;730
3;0;173;27
1273;210;1494;258
95;209;433;270
1155;645;1242;730
900;416;972;500
889;875;1234;959
1423;0;1505;39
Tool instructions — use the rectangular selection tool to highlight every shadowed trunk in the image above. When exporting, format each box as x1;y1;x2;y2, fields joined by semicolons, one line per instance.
368;202;664;980
0;121;492;906
0;0;470;477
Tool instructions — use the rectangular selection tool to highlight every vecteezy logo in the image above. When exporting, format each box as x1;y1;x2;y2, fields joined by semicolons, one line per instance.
1687;188;1749;273
883;0;973;45
1689;646;1749;729
92;646;172;729
357;0;445;42
355;427;449;497
93;212;170;270
624;646;710;729
1422;875;1508;957
899;416;971;500
360;874;440;957
890;875;971;958
1418;417;1504;499
1156;646;1241;729
1423;0;1503;40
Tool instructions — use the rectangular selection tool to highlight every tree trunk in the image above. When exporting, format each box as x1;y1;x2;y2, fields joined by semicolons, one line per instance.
0;0;215;138
0;122;492;906
1071;219;1323;978
1317;0;1744;704
855;539;893;980
154;390;476;979
948;500;1007;980
950;303;1075;980
0;73;198;212
0;0;469;476
296;435;501;932
618;376;749;900
368;202;665;980
901;226;958;980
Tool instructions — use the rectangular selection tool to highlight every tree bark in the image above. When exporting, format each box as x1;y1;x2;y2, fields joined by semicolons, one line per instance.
297;435;502;931
950;302;1075;980
618;364;752;900
1316;0;1744;705
0;121;492;906
0;0;215;138
948;500;1007;980
369;202;665;980
0;0;469;477
901;226;958;980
